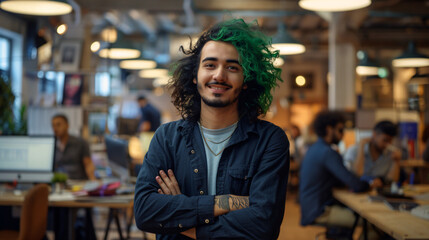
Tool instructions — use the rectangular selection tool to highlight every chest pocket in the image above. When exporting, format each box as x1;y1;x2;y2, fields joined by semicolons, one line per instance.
228;167;253;195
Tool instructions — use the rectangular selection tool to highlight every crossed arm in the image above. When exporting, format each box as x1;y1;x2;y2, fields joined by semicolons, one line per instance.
155;169;249;239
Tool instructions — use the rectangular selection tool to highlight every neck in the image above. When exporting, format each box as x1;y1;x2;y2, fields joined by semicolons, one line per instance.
322;135;332;145
200;103;239;129
58;134;69;145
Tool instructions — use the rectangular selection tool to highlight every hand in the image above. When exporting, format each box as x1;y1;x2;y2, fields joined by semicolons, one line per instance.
391;150;401;162
156;169;181;195
370;178;383;189
359;138;371;149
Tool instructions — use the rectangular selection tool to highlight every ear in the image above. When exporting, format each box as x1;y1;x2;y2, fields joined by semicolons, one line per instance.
242;83;247;90
193;78;197;84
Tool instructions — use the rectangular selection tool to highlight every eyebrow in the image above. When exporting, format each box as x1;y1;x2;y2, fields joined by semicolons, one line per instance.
202;57;241;65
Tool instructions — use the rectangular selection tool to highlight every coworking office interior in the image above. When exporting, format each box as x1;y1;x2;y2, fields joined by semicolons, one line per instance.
0;0;429;239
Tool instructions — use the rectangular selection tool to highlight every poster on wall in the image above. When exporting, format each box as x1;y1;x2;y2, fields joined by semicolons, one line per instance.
62;74;83;106
56;40;82;72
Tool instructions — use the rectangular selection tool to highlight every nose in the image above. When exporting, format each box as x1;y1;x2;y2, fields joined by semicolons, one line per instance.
213;67;226;82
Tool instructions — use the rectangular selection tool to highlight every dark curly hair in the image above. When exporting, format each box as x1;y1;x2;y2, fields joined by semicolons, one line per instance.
168;18;283;122
313;110;345;138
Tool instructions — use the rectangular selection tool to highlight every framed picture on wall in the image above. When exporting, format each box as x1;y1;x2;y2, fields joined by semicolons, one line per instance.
57;40;82;72
62;74;83;106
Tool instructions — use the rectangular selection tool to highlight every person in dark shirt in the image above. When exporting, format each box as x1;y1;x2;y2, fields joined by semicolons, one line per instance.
137;95;161;132
299;110;370;228
422;124;429;162
134;18;289;240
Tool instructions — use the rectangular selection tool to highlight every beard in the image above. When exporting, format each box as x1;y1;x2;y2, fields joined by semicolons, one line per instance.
197;81;242;108
331;135;342;145
201;94;239;108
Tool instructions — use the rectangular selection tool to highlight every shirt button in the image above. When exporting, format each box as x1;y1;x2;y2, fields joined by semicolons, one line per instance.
205;219;210;224
199;190;204;195
178;224;183;228
190;149;195;154
159;223;163;227
194;169;199;173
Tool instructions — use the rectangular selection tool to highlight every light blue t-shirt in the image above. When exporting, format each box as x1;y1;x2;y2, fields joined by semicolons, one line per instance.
343;142;395;179
199;122;237;195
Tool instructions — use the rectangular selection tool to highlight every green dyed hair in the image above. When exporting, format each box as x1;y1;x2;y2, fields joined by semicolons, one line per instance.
169;18;283;122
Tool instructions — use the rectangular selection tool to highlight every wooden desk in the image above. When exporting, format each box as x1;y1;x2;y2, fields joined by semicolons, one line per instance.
333;189;429;240
400;159;429;168
0;189;134;240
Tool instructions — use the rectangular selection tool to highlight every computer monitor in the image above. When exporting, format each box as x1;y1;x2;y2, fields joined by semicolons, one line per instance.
0;136;55;183
116;117;140;136
104;135;131;181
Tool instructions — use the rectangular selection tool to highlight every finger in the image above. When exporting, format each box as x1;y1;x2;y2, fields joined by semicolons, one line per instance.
156;175;171;195
158;189;164;194
160;170;178;195
168;169;181;194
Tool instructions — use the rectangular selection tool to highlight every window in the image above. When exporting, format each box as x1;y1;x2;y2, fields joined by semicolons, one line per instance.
0;36;11;80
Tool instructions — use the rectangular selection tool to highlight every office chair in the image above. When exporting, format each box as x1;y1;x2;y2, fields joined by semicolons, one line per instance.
0;184;49;240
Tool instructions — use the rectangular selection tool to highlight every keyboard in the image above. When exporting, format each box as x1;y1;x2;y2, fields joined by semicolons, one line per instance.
411;205;429;220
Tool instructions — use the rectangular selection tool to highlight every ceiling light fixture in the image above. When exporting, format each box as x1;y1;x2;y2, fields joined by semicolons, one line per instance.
139;68;168;79
299;0;371;12
356;50;379;76
392;42;429;68
98;40;141;60
119;58;157;70
56;23;67;35
408;68;429;85
272;23;305;55
0;0;73;16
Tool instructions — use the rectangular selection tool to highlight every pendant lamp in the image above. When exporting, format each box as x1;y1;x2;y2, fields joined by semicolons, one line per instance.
0;0;72;16
139;68;168;79
392;42;429;68
356;51;379;76
408;68;429;85
98;40;141;60
299;0;371;12
119;58;157;70
272;23;305;55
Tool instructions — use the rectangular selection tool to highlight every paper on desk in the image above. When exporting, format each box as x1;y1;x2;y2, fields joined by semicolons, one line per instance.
49;192;76;201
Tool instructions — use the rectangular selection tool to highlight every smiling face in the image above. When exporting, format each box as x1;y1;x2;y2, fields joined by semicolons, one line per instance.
193;41;247;110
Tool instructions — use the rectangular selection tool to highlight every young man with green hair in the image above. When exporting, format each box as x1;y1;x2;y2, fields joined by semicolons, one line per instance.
134;18;290;240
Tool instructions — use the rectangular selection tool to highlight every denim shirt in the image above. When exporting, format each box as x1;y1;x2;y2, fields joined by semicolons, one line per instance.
134;117;290;240
299;138;369;226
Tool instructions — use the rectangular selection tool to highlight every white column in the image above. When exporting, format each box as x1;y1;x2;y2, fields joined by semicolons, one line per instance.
328;13;356;110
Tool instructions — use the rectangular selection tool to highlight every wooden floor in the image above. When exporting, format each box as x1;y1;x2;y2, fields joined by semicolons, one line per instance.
47;192;325;240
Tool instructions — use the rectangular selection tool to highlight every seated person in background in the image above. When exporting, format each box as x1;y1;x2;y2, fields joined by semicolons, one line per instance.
137;95;161;133
343;120;401;185
51;114;97;239
422;124;429;162
52;114;96;180
300;110;371;228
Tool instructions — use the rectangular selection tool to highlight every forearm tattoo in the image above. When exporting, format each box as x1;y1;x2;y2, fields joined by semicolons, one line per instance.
215;195;249;211
230;196;249;209
215;195;230;211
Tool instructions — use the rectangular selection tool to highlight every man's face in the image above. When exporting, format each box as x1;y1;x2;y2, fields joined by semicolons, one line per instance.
331;123;344;145
52;117;68;138
194;41;246;109
372;132;393;152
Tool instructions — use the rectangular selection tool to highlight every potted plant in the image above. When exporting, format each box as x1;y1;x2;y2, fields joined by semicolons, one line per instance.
51;172;68;194
0;73;27;135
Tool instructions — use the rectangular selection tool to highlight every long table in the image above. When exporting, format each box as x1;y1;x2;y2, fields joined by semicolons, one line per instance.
0;188;135;240
333;188;429;240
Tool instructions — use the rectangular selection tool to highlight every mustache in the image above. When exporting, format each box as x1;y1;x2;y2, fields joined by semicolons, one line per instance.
206;81;232;88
